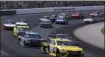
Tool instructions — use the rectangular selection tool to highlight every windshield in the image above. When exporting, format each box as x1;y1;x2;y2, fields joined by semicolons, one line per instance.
57;17;65;20
56;34;69;38
18;28;29;31
57;41;76;46
25;34;41;39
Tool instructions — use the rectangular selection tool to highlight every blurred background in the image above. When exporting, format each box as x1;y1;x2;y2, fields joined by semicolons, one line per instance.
1;1;104;9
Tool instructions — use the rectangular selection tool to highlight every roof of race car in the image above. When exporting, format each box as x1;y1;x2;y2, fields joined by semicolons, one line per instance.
16;25;29;28
57;15;65;18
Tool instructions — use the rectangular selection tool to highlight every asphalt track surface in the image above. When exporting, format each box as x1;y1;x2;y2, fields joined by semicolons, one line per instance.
1;10;104;57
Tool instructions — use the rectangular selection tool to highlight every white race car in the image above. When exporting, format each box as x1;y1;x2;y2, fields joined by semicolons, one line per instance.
90;11;103;17
83;17;96;23
3;20;16;30
39;16;50;22
16;19;28;26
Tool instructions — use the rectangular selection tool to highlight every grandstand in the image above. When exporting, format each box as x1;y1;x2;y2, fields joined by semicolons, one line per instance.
1;1;104;9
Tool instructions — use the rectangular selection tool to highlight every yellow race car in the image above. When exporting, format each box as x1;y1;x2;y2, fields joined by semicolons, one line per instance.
41;38;84;57
13;25;30;36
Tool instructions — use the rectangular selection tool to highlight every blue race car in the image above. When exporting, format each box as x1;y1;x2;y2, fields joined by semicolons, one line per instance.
55;15;68;24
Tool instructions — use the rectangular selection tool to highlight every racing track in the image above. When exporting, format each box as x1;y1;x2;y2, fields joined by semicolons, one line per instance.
1;10;104;57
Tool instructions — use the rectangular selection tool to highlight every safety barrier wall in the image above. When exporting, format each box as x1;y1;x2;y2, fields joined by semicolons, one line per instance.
1;6;104;15
15;6;104;14
0;10;16;16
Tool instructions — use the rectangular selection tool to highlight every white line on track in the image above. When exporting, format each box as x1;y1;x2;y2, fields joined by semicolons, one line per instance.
1;50;10;56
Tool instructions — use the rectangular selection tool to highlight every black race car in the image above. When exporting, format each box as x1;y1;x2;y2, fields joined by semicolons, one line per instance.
18;31;45;47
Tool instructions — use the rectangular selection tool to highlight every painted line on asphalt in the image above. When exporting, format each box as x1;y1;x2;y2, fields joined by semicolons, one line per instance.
1;50;10;56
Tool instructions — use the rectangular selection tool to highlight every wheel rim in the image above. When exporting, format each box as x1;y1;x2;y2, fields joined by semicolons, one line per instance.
41;47;44;52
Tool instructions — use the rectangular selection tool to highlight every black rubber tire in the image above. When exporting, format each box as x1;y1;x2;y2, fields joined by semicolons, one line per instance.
56;50;60;57
41;46;46;53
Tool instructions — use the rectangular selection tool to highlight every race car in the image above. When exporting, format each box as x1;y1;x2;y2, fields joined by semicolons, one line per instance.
71;12;84;19
39;16;51;22
16;19;29;26
55;15;68;24
83;17;96;23
59;13;70;20
41;38;84;57
13;25;30;36
60;13;67;16
3;20;16;30
17;31;44;47
90;11;103;17
39;21;53;28
50;15;57;22
47;33;71;40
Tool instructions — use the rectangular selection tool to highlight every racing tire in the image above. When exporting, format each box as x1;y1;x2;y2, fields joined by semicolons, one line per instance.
41;46;47;53
17;38;21;43
46;45;50;53
56;50;60;57
20;40;27;47
65;22;68;25
40;25;43;28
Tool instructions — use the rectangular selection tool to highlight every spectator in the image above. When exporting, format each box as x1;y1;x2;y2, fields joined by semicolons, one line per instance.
1;1;104;10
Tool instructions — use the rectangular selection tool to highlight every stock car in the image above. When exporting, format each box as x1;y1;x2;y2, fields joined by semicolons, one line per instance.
39;21;53;28
71;12;84;19
3;20;16;30
13;25;30;36
83;17;96;23
50;15;57;22
55;15;68;24
17;31;44;47
60;13;67;16
90;11;103;17
39;16;51;22
47;33;71;40
16;19;29;26
59;13;70;20
41;38;84;57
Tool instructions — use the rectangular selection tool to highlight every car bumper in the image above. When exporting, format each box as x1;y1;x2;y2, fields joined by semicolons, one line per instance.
4;26;14;30
90;15;98;17
83;21;92;23
56;21;66;24
71;16;83;19
61;51;84;57
25;41;42;46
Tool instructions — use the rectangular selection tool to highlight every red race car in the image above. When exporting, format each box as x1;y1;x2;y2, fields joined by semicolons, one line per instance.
71;12;84;19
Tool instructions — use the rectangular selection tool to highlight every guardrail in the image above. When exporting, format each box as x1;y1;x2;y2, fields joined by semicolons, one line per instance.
15;6;104;14
0;10;16;16
1;6;104;15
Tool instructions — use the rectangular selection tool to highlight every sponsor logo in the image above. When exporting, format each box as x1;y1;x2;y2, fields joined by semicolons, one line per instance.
54;8;75;12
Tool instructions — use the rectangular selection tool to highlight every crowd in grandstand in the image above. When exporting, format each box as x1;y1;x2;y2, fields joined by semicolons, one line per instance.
1;1;104;9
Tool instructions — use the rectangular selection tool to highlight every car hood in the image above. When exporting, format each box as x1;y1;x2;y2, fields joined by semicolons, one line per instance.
57;46;83;51
16;22;28;25
56;19;65;21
